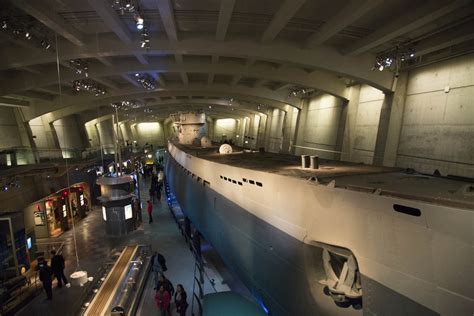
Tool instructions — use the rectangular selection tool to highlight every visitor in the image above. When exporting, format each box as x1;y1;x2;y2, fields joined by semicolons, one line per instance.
175;284;188;316
147;200;153;223
155;273;174;296
155;285;171;316
38;257;53;300
50;250;70;288
151;251;163;286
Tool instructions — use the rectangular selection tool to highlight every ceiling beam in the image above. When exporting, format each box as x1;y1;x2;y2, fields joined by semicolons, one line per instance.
230;75;242;86
96;57;114;67
414;22;474;57
11;91;54;102
87;0;133;43
0;34;393;92
273;83;292;91
344;0;472;55
305;0;381;48
180;72;189;85
93;77;120;91
0;97;29;108
122;74;141;88
0;60;349;99
30;84;299;122
208;73;215;85
154;74;166;87
261;0;307;43
253;79;267;88
20;67;41;74
175;54;184;64
216;0;236;41
156;0;179;41
135;53;149;65
12;0;85;46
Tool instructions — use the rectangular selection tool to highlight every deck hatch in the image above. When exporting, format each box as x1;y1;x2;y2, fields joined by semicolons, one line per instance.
249;180;255;185
256;182;263;187
393;204;421;217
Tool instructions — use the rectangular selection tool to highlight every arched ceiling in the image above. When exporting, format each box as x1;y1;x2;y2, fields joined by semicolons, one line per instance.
0;0;472;123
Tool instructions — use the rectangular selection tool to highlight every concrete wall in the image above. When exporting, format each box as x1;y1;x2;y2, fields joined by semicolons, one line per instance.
295;95;344;159
134;122;165;147
213;118;237;142
351;85;385;164
0;107;23;149
397;54;474;177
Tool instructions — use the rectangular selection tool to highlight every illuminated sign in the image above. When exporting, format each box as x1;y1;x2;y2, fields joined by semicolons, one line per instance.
27;237;32;250
124;204;133;220
62;205;67;218
102;206;107;221
80;194;84;206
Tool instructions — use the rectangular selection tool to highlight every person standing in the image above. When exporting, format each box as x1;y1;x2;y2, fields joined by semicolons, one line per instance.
147;200;153;223
175;284;188;316
50;250;69;288
155;285;171;316
38;258;53;300
155;273;174;296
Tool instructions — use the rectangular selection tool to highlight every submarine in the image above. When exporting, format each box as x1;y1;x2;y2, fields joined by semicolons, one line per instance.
165;112;473;316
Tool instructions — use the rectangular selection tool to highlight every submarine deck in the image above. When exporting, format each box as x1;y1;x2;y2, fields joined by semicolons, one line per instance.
175;144;474;210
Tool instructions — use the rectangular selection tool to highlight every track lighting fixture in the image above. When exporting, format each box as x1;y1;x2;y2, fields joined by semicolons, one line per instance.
69;59;89;77
134;73;156;90
72;79;107;96
372;44;416;73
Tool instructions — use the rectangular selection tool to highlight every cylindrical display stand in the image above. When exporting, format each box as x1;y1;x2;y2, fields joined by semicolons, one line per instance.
97;176;138;236
310;156;319;169
301;155;310;168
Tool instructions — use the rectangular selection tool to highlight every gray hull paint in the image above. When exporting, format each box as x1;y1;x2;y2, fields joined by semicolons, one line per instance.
166;156;438;316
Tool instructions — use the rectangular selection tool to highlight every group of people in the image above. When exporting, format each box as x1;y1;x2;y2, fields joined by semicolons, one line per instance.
149;169;164;203
38;250;70;300
151;252;188;316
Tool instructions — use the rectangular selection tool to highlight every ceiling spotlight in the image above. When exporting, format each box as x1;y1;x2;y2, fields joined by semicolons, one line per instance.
25;32;31;40
136;17;144;30
208;105;212;109
1;21;7;29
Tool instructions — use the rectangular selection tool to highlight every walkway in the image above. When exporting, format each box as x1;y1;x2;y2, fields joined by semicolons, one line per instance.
16;177;243;316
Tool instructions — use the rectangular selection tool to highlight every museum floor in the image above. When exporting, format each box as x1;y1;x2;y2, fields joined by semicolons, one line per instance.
16;177;246;316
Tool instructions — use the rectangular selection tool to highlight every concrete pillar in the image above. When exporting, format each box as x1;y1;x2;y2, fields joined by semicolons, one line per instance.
293;99;310;156
373;72;408;166
53;115;87;158
256;114;267;150
340;85;361;162
96;119;115;154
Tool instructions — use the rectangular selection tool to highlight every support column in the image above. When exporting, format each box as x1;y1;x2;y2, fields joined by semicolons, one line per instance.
340;85;361;162
293;99;310;155
373;72;408;166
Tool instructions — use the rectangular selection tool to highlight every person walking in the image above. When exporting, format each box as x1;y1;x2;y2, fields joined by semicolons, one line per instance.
175;284;188;316
38;258;53;300
151;251;163;286
50;250;69;288
155;285;171;316
147;200;153;223
155;273;174;296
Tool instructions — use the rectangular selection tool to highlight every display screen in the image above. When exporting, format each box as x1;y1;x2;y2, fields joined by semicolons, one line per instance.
62;204;67;218
27;237;32;250
102;206;107;221
124;204;133;220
